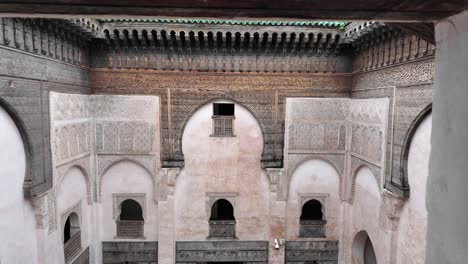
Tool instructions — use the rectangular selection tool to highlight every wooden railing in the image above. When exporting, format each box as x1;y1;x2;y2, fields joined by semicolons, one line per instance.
64;232;81;263
212;116;234;136
299;220;327;238
116;220;144;238
209;220;236;238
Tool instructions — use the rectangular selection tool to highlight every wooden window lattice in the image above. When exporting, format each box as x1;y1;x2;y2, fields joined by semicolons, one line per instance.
212;116;234;136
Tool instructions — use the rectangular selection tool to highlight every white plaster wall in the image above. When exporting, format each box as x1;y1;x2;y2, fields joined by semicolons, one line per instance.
427;12;468;263
100;160;157;241
286;159;341;240
346;167;390;264
175;100;270;241
55;166;91;262
0;106;39;264
397;114;431;264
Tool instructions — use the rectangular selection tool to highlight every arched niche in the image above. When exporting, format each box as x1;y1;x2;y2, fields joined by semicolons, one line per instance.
352;230;377;264
181;99;264;162
173;97;277;168
100;160;157;240
98;157;155;202
287;159;340;239
57;163;92;204
175;99;270;241
56;166;88;215
208;199;237;238
0;103;38;263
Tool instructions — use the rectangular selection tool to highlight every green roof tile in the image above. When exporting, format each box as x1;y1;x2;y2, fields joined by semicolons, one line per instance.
101;18;347;29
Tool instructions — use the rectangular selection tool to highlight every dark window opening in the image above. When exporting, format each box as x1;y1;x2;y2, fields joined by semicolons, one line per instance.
299;199;326;238
212;103;235;136
63;212;81;263
64;217;71;242
213;103;235;116
210;199;235;220
208;199;236;238
300;200;323;220
117;199;144;238
120;199;144;220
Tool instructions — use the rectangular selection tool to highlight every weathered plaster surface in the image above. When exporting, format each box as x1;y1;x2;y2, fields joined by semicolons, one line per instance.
345;167;390;264
287;159;341;240
427;11;468;263
397;114;431;264
0;105;38;264
101;160;158;240
174;100;270;241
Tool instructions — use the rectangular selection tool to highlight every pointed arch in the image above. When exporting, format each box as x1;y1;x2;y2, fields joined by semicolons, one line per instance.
399;103;432;197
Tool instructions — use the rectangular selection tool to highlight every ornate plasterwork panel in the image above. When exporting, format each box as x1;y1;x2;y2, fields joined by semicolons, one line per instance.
95;121;156;154
175;241;269;263
47;190;57;232
284;97;389;202
32;193;48;229
51;93;90;121
286;98;349;153
352;58;434;90
50;92;92;167
91;95;158;122
379;190;404;231
112;193;147;220
50;92;161;205
350;98;389;165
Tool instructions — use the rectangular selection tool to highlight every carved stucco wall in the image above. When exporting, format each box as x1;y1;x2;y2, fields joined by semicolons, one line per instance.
283;97;389;202
352;57;433;197
91;69;352;168
92;95;160;202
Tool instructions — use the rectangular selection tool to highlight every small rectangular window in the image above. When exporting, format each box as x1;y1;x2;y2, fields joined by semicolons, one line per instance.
213;103;235;116
212;103;235;136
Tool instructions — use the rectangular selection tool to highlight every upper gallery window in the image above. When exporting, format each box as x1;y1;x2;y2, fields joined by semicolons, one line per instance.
212;103;235;137
63;212;82;263
299;199;327;238
208;199;236;239
116;199;145;238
